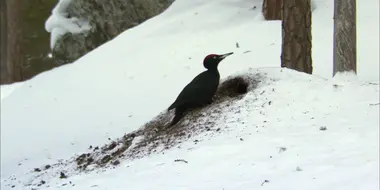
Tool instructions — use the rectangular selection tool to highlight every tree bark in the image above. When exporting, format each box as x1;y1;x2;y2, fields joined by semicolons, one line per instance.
1;0;9;83
262;0;283;20
1;0;23;84
333;0;356;76
7;0;23;82
281;0;313;74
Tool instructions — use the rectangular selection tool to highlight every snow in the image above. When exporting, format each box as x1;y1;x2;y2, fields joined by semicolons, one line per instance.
0;81;25;101
1;0;379;189
45;0;92;49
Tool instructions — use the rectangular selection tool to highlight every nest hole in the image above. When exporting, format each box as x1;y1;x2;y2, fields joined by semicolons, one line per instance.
215;76;249;100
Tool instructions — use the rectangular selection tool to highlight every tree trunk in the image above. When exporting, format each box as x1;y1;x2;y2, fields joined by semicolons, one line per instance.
333;0;356;76
7;0;23;82
281;0;313;74
0;0;9;83
262;0;283;20
1;0;23;84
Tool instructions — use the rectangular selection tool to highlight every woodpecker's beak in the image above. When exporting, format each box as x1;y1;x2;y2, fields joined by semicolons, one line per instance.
219;52;234;60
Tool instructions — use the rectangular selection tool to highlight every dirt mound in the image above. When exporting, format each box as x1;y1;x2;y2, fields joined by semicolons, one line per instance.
72;74;262;171
26;73;264;190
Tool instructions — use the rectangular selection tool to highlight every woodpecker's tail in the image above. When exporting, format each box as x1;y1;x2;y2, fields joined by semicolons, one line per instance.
169;107;186;126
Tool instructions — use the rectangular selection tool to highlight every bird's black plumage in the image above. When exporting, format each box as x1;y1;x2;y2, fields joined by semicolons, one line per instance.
168;52;233;126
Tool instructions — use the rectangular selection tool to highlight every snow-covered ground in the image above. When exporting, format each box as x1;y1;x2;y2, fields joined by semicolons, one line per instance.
1;0;379;189
0;82;24;101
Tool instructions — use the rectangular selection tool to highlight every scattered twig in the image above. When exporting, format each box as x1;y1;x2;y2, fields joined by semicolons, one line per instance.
174;159;188;164
45;165;51;170
111;160;120;166
278;147;287;153
243;50;251;54
261;101;271;108
370;103;379;106
261;180;270;186
59;172;67;179
319;126;327;131
333;84;341;88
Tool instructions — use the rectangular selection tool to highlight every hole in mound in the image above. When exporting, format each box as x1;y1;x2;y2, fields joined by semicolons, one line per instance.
214;76;249;101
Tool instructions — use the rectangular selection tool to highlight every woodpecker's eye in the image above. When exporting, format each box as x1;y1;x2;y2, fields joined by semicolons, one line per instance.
213;56;217;59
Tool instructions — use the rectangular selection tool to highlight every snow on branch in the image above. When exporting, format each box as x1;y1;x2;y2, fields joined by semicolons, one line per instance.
45;0;92;49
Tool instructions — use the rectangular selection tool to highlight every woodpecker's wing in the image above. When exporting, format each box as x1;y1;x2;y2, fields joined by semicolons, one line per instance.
168;71;219;110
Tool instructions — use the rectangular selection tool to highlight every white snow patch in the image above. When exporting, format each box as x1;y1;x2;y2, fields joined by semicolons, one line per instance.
45;0;92;49
332;71;359;83
0;82;25;101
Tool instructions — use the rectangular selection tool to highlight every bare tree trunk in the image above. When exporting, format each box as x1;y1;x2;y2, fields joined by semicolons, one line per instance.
281;0;313;74
333;0;356;76
262;0;283;20
7;0;23;82
0;0;9;83
1;0;23;84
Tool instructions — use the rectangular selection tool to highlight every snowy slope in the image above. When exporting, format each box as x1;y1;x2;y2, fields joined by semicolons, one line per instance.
1;0;379;189
0;82;24;101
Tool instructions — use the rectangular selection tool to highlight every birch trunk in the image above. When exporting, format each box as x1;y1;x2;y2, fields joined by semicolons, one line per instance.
333;0;357;76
